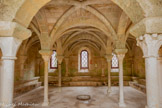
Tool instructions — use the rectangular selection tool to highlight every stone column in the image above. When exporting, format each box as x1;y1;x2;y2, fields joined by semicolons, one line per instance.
137;34;162;108
56;55;64;87
39;50;53;106
105;54;112;93
0;21;31;108
115;49;127;107
65;57;69;77
0;38;23;108
101;58;105;77
19;55;27;80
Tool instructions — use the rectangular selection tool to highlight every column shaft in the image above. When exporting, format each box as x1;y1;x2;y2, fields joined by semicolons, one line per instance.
145;57;159;108
58;64;62;87
39;50;52;106
43;60;49;106
1;57;16;108
107;60;111;93
115;49;127;107
65;58;69;77
118;58;125;107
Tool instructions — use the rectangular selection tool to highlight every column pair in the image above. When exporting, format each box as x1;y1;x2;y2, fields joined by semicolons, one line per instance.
137;34;162;108
39;50;53;106
56;55;64;87
105;54;112;93
65;57;69;77
115;49;128;107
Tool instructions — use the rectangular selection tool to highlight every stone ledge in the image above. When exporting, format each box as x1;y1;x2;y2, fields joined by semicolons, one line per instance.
14;77;42;97
129;82;146;93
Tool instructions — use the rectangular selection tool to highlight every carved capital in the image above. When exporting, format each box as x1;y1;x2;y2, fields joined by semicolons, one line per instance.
105;54;112;62
0;37;22;57
115;49;128;61
137;34;162;58
39;50;53;62
0;21;31;40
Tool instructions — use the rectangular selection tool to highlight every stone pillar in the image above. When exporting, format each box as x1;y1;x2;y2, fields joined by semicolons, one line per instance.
19;55;27;80
0;38;23;108
56;55;64;87
115;49;127;107
137;34;162;108
101;58;105;77
65;57;69;77
105;54;112;93
0;21;31;108
39;50;53;106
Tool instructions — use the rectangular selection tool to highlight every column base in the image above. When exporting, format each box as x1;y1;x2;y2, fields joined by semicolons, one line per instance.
42;101;49;106
58;87;62;92
119;102;126;108
107;88;112;93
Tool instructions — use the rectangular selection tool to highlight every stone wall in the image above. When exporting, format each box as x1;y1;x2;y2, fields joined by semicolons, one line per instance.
13;38;146;87
15;43;42;81
132;45;145;79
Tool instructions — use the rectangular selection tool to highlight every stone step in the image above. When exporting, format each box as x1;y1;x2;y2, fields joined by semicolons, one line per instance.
14;77;42;97
129;82;146;93
69;81;103;86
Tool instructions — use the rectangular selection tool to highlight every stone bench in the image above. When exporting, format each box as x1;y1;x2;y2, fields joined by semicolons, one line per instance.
129;81;146;93
14;77;42;97
44;76;131;86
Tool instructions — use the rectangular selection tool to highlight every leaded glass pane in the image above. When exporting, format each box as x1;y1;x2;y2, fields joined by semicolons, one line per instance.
51;51;57;68
81;50;88;69
112;53;119;68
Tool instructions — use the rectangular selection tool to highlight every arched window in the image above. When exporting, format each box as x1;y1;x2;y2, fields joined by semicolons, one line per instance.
80;50;89;69
111;53;119;72
50;50;58;69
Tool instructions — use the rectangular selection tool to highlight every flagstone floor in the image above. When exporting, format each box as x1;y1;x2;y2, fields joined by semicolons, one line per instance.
14;86;146;108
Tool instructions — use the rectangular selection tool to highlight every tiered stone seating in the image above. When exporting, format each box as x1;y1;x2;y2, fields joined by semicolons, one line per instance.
14;77;42;97
129;78;146;93
41;75;132;86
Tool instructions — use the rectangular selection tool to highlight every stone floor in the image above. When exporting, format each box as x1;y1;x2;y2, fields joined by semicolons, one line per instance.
14;86;146;108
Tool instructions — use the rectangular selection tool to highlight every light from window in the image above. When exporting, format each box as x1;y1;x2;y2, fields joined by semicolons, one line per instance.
50;51;57;69
111;53;119;72
80;50;89;69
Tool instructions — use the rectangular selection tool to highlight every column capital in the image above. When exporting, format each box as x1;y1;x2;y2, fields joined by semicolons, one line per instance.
137;34;162;58
115;49;128;60
105;54;112;62
39;50;53;62
56;55;64;64
0;37;23;57
0;21;31;40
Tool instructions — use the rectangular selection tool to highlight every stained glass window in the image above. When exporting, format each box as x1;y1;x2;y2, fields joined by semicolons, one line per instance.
111;53;119;72
80;50;89;69
50;51;57;69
